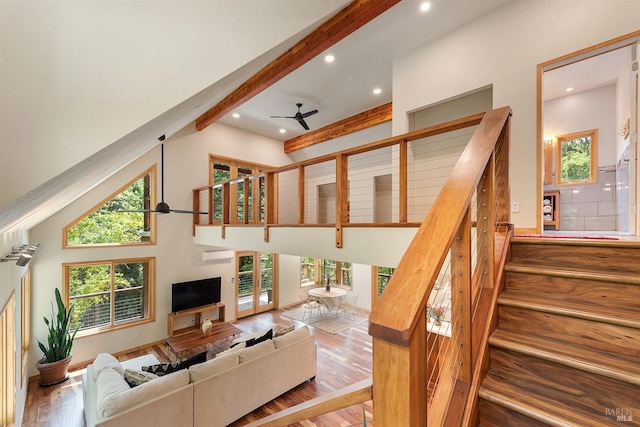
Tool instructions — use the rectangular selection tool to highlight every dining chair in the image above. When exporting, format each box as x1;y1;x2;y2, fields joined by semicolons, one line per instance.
299;294;321;323
338;294;358;321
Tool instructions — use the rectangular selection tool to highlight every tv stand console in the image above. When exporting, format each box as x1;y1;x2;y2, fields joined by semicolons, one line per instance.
167;302;225;337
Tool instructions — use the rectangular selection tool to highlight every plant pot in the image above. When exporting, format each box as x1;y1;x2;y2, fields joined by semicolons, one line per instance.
36;354;72;386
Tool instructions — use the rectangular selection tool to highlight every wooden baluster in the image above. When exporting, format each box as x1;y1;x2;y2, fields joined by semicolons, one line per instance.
452;208;472;383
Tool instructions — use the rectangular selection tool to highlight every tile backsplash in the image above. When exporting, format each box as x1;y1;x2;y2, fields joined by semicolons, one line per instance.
544;164;627;232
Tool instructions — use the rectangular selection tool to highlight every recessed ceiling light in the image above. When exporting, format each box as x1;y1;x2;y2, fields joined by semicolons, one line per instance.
373;88;382;95
325;54;335;63
279;129;286;134
566;87;573;92
420;2;431;12
232;113;240;118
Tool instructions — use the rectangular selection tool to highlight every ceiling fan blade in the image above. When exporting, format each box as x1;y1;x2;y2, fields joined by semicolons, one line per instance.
170;209;209;215
270;115;296;119
301;109;318;118
298;118;310;131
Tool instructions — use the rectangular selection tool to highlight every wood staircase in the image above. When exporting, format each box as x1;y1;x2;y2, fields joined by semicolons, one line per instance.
478;237;640;426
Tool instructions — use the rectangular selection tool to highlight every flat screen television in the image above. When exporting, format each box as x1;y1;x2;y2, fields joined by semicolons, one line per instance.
171;277;221;313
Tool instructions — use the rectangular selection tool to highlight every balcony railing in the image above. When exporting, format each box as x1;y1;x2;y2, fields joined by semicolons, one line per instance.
192;107;512;425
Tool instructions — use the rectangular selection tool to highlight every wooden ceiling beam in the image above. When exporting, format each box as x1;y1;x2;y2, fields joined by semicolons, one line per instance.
195;0;401;132
284;102;392;153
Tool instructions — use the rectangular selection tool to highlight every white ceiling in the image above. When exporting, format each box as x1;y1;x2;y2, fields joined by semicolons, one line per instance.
217;0;515;141
543;46;631;101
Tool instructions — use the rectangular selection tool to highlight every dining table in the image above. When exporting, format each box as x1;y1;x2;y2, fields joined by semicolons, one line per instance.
308;287;347;317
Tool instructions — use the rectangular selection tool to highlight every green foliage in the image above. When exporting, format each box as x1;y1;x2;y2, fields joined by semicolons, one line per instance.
560;137;591;182
67;176;147;245
37;288;80;363
68;261;146;331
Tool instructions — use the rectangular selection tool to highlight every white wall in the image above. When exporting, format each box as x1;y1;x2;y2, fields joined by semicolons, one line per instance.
0;0;348;207
27;121;292;375
392;0;640;230
544;84;618;167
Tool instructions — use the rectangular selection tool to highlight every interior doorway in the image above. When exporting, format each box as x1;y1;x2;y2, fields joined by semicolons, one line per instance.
539;36;639;235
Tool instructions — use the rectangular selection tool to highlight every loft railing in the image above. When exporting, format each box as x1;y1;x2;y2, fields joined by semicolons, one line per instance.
192;107;512;425
191;112;487;240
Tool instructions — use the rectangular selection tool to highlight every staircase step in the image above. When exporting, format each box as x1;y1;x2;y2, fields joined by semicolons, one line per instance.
490;329;640;386
510;239;640;275
479;348;640;426
497;305;640;362
499;288;640;329
478;399;549;427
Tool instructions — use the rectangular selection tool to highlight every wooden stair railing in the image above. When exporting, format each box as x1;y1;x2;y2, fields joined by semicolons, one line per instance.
368;106;512;426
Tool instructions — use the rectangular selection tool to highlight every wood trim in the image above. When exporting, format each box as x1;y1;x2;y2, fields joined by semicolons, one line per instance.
399;139;407;223
297;166;305;224
195;0;401;131
284;102;392;153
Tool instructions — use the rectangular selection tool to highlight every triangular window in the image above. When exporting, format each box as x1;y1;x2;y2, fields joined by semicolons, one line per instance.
64;166;156;247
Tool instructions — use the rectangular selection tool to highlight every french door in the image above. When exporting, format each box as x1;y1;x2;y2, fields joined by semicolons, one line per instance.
236;252;276;318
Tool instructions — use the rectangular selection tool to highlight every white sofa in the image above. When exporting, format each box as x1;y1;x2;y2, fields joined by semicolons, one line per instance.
82;325;317;427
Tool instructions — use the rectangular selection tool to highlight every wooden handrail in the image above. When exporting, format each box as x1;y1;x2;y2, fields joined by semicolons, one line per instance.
368;106;512;346
242;378;372;427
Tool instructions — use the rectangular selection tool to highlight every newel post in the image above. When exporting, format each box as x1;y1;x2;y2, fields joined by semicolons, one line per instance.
372;315;427;426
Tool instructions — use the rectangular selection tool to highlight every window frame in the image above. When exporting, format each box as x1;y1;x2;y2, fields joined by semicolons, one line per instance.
63;166;157;248
64;257;156;337
300;257;352;289
554;129;598;186
209;154;272;225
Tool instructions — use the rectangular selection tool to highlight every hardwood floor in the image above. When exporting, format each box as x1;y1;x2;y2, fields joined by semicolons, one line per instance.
22;308;373;427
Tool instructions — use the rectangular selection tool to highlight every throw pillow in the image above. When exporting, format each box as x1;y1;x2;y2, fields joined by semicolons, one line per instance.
176;351;207;370
123;368;158;387
216;341;245;357
245;328;273;348
142;351;206;376
274;325;295;337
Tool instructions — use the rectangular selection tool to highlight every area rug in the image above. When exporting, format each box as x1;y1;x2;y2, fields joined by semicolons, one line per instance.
281;306;368;335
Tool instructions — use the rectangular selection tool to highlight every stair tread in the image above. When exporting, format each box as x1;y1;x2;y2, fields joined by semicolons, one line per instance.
490;329;640;385
506;261;640;284
499;289;640;327
479;375;630;427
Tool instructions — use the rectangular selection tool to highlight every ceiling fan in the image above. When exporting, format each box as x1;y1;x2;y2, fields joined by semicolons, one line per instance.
117;140;208;215
270;103;318;130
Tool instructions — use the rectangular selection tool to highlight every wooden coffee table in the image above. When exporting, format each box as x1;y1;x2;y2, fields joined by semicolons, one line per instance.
166;322;242;362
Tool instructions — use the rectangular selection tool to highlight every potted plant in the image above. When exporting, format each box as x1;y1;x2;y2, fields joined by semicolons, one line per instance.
36;288;80;386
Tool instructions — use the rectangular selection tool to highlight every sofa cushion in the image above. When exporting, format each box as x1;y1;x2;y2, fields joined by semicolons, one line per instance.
188;353;239;382
237;339;275;363
93;353;124;380
96;367;133;417
124;369;158;387
273;325;310;349
97;368;190;419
